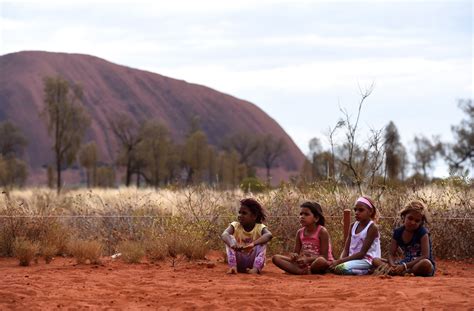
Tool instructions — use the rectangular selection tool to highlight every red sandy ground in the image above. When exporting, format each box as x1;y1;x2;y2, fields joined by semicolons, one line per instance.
0;252;472;310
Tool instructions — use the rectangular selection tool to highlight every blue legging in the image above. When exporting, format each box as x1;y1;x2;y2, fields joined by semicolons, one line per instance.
333;259;372;275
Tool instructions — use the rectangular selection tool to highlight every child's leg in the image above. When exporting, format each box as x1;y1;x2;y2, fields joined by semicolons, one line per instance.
310;257;330;274
225;236;239;273
411;259;434;277
251;244;267;273
247;244;267;274
272;254;309;275
225;245;238;274
333;259;372;275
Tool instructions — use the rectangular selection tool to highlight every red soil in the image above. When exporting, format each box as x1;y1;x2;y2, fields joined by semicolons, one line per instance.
0;252;472;310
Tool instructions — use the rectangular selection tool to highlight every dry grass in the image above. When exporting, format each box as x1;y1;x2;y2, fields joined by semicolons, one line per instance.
0;182;472;262
13;237;39;266
68;240;103;264
118;241;145;264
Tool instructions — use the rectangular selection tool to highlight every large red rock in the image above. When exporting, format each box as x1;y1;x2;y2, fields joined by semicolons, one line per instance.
0;51;305;182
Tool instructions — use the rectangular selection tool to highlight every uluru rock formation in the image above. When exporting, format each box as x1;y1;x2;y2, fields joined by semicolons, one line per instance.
0;51;305;182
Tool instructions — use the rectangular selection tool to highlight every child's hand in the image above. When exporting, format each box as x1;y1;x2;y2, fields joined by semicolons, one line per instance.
289;253;299;262
296;257;310;267
392;264;406;274
231;244;243;252
329;259;342;269
242;243;255;250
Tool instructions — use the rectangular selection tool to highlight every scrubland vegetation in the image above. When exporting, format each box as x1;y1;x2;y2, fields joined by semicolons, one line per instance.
0;180;471;266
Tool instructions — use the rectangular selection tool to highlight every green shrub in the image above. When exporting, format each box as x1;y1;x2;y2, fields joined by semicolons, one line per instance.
240;177;267;193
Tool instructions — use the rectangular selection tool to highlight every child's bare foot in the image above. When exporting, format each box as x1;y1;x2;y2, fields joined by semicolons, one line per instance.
246;268;259;274
226;267;237;274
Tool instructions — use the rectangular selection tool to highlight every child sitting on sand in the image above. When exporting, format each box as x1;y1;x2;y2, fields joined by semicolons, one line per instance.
330;196;381;275
272;201;334;274
221;198;273;274
386;200;435;276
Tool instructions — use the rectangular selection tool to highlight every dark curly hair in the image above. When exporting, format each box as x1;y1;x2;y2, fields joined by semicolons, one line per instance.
240;198;267;223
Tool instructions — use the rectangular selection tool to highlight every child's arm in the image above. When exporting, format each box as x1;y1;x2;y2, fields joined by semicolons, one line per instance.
294;230;302;253
405;233;431;270
332;223;378;266
340;223;353;259
290;230;302;261
221;225;238;250
388;238;398;266
318;226;330;260
243;227;273;249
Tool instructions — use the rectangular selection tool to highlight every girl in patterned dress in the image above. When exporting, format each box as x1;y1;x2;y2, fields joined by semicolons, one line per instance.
221;198;273;274
272;202;334;274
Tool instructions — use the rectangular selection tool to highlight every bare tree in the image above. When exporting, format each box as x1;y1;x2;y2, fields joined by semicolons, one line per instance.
339;82;375;194
108;113;142;186
41;76;90;193
259;134;287;184
324;119;345;180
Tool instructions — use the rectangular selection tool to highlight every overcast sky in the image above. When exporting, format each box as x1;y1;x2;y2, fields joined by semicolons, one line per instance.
1;0;472;176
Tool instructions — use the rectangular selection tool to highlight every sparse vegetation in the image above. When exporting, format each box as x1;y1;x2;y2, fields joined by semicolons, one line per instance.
118;241;145;263
0;183;472;266
68;240;103;264
13;237;39;266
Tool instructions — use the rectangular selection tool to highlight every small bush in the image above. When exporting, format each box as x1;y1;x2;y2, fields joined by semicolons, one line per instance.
41;243;58;264
68;240;102;264
179;234;209;260
118;241;145;264
240;177;267;193
13;237;39;266
145;238;168;262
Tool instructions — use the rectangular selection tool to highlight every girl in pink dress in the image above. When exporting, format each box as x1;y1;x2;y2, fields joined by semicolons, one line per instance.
272;202;334;274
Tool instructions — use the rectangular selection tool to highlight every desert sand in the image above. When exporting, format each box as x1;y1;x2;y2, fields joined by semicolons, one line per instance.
0;252;472;310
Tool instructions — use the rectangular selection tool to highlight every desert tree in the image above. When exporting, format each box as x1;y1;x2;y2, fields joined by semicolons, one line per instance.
324;119;345;180
306;137;333;181
222;132;260;177
0;156;28;187
444;99;473;174
216;150;243;189
413;135;443;180
41;76;90;193
108;113;142;186
339;82;378;194
79;142;98;188
259;134;287;185
384;121;403;181
182;130;210;184
0;121;27;158
0;121;28;188
136;121;171;188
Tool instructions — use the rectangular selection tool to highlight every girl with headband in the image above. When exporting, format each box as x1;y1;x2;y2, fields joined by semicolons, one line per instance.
329;196;381;275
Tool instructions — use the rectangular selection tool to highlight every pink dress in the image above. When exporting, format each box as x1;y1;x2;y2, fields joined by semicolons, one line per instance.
298;225;334;261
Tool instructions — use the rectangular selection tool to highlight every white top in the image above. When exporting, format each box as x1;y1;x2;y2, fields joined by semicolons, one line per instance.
349;220;381;263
